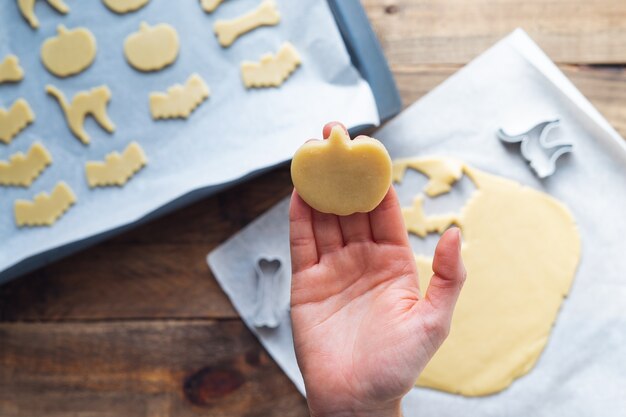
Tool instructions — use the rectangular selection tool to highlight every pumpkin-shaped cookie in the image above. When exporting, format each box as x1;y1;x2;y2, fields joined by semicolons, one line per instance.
124;22;179;72
41;25;97;77
291;126;392;215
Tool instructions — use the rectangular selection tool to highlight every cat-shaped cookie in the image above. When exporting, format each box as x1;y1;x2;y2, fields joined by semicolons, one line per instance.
46;85;115;145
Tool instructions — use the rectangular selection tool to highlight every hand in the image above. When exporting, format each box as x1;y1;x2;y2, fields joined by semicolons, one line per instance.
289;124;466;417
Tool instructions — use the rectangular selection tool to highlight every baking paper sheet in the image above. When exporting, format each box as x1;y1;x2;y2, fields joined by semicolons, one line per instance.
0;0;379;275
208;29;626;416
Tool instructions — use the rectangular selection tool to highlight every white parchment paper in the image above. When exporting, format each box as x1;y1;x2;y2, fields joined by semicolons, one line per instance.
0;0;379;273
208;29;626;416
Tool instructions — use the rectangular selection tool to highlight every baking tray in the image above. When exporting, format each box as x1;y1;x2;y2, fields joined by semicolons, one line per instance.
0;0;401;284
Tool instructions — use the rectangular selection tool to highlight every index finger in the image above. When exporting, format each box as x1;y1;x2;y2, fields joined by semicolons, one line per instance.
369;186;410;246
289;190;319;273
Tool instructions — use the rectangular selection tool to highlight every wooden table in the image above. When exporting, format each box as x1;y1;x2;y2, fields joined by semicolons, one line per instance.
2;1;625;415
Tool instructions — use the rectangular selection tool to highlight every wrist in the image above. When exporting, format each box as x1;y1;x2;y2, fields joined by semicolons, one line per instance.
309;400;402;417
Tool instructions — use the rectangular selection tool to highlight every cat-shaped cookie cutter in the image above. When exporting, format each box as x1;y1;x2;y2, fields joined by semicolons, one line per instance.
497;119;573;178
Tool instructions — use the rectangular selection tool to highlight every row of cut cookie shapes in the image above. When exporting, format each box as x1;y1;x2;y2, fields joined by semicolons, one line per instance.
8;142;148;227
36;0;282;77
19;0;231;30
2;45;301;146
0;141;147;188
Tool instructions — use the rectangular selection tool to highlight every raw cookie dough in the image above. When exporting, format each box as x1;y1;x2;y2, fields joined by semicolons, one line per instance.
0;98;35;145
18;0;69;29
102;0;150;13
394;157;464;197
41;25;97;77
0;55;24;84
241;42;301;88
214;0;280;47
200;0;223;13
15;181;76;227
291;125;392;216
85;141;146;187
402;195;458;238
149;73;210;119
46;84;115;145
0;142;52;187
124;22;179;72
394;158;581;396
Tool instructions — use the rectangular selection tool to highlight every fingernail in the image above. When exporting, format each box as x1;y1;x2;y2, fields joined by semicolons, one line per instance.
456;228;462;250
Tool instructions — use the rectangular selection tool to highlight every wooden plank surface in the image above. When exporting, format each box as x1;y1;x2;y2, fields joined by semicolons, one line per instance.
2;1;626;416
363;0;626;65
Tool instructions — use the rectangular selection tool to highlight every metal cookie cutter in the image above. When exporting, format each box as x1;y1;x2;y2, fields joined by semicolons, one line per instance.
252;257;288;329
497;119;573;178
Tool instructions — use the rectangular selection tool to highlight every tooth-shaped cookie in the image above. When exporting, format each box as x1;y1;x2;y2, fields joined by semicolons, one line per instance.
85;142;147;187
0;55;24;84
0;142;52;187
149;73;210;119
0;99;35;145
241;42;301;88
14;181;76;227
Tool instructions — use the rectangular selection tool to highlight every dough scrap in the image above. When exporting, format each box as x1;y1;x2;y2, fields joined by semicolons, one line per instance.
46;84;115;145
15;181;76;227
200;0;223;13
0;142;52;187
0;99;35;145
393;157;463;197
149;73;210;120
124;22;179;72
102;0;150;13
18;0;69;29
241;42;301;88
394;158;581;396
41;25;97;77
291;126;392;216
214;0;280;47
85;142;147;187
0;55;24;84
402;195;458;238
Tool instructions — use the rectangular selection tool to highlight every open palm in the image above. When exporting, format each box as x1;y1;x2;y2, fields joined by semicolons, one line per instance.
289;126;466;417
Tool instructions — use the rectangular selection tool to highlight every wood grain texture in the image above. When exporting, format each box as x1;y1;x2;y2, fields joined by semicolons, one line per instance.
0;320;308;417
1;1;626;416
363;0;626;64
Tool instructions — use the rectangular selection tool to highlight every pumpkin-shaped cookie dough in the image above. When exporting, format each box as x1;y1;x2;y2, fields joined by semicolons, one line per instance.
41;25;97;77
124;22;179;72
291;126;392;216
103;0;150;14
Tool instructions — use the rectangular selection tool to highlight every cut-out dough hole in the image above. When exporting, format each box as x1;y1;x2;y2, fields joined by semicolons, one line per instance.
41;25;97;77
0;142;52;187
241;42;301;88
102;0;150;14
18;0;69;29
85;142;147;187
149;73;210;120
394;157;581;396
0;98;35;145
0;55;24;84
214;0;280;47
124;22;179;72
15;181;76;227
46;84;115;145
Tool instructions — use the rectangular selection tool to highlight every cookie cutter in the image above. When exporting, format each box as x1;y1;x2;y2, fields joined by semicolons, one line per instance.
252;257;288;328
497;119;573;178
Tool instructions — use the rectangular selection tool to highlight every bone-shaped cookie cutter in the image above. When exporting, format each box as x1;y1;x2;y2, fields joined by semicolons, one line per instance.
213;0;281;47
497;119;573;178
253;257;287;328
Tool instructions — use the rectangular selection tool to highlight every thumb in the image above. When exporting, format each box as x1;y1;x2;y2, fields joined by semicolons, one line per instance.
425;227;466;326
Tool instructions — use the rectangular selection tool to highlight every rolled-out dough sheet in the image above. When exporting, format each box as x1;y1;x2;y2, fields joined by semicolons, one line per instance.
395;158;581;396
